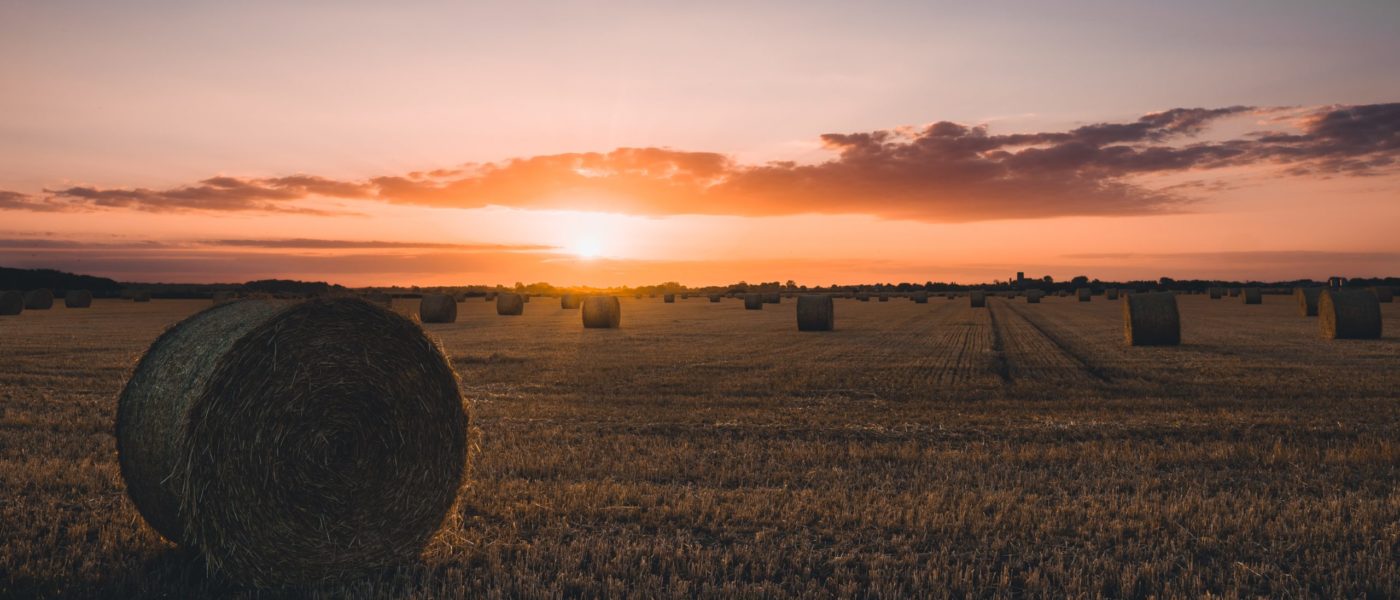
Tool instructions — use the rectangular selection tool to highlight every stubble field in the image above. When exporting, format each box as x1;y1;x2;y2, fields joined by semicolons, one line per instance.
2;294;1398;598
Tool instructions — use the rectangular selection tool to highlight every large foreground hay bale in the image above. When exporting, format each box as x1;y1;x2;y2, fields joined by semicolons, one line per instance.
560;294;581;309
743;293;763;310
663;294;675;303
24;289;54;309
1370;286;1394;303
1242;288;1262;304
796;295;834;331
419;293;457;323
582;296;621;328
1319;290;1381;339
1076;288;1091;302
0;291;23;315
496;293;524;315
1123;293;1180;346
116;298;468;586
969;291;986;308
65;290;93;308
1105;289;1119;300
1294;287;1322;317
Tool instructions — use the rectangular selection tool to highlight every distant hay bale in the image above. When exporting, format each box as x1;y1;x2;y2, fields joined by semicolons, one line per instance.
708;294;722;303
1026;290;1043;304
212;291;235;305
796;295;834;331
366;293;393;307
1105;289;1119;300
1209;288;1223;299
115;297;468;586
1319;290;1381;339
856;292;870;302
878;294;889;302
1228;288;1240;297
970;291;986;308
560;294;581;309
1370;286;1394;303
133;291;152;302
1242;288;1262;304
0;291;23;315
681;294;690;300
419;293;457;323
24;289;54;309
1057;290;1069;297
1294;287;1322;317
743;293;763;310
1076;288;1091;302
912;292;928;304
634;294;643;300
496;293;524;316
581;296;621;328
664;294;676;303
763;292;781;304
484;293;496;302
1123;292;1180;346
65;290;93;308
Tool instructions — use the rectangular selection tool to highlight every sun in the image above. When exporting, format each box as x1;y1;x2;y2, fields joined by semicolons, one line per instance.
570;237;603;259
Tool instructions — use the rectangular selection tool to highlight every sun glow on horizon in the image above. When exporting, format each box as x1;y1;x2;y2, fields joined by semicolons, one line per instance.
570;237;603;259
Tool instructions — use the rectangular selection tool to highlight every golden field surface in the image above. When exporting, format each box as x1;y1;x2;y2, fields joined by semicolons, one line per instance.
2;294;1398;598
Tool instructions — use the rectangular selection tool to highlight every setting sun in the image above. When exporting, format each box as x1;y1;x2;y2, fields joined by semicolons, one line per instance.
570;237;603;259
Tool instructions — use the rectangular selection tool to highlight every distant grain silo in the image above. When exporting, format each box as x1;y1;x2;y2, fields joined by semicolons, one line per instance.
1124;292;1180;346
64;290;93;308
1209;288;1223;299
1294;287;1322;317
1242;288;1262;304
664;294;675;303
24;289;54;309
708;294;722;303
1370;286;1394;303
796;295;834;331
496;293;524;315
1;291;23;315
582;296;621;328
1320;289;1381;339
912;292;928;304
561;294;581;309
1105;289;1119;300
743;293;763;309
419;293;457;323
763;293;781;304
1076;288;1091;302
970;291;986;308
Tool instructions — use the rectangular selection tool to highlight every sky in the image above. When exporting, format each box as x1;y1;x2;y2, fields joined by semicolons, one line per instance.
1;0;1397;286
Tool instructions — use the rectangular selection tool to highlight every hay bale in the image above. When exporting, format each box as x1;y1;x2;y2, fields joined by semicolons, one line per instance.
1294;287;1322;317
1076;288;1091;302
521;295;530;303
796;295;834;331
24;289;54;309
1105;289;1119;300
1123;292;1180;346
1026;290;1043;304
1242;288;1262;304
582;296;621;328
1319;290;1382;339
911;292;928;304
65;290;93;308
878;294;889;302
132;291;152;302
115;297;468;586
1228;288;1240;297
212;291;236;305
856;292;870;302
763;292;781;304
484;293;496;302
419;293;457;323
496;293;524;315
0;291;23;315
708;294;722;303
970;291;986;308
560;294;581;309
681;294;690;300
664;294;675;303
743;293;763;310
1209;288;1223;299
366;293;393;307
1370;286;1394;303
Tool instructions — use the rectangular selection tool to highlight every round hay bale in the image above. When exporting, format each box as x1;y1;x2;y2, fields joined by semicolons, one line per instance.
969;291;986;308
743;293;763;310
65;290;93;308
419;293;457;323
560;294;581;310
708;294;722;303
484;293;496;302
681;294;690;300
911;292;928;304
0;291;23;315
365;293;393;307
663;294;676;303
1105;289;1119;300
878;294;889;302
856;292;870;302
1319;290;1382;339
132;291;153;302
1123;292;1180;346
1294;287;1322;317
496;293;524;316
763;292;781;304
581;296;621;328
1209;288;1223;299
796;295;834;331
1076;288;1091;302
116;297;468;586
1228;288;1240;297
1242;288;1262;304
1370;286;1394;303
24;289;54;310
212;291;236;305
1026;290;1042;304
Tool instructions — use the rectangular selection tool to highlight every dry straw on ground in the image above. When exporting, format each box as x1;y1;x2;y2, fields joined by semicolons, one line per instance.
1123;292;1181;346
0;290;23;315
1242;288;1262;304
496;293;525;316
24;289;54;309
1295;287;1322;317
64;290;92;308
743;293;763;310
970;291;986;308
419;293;458;323
796;295;834;331
1319;289;1382;339
581;296;621;328
115;297;469;586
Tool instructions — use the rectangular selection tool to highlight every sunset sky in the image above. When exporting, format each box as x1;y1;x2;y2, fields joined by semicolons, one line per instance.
2;1;1397;287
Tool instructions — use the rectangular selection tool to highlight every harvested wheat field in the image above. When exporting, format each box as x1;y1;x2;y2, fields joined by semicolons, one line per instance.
1;295;1398;598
